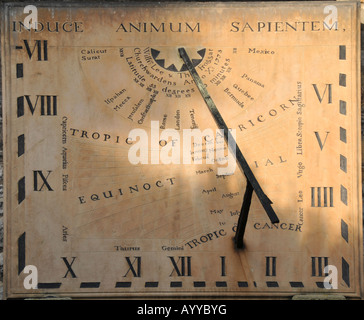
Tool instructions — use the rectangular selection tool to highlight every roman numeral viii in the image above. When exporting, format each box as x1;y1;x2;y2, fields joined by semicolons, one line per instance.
17;95;58;117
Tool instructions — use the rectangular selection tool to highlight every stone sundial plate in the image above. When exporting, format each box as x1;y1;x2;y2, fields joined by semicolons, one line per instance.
1;1;362;299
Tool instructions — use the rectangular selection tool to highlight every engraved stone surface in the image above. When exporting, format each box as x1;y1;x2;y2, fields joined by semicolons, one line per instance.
1;1;362;299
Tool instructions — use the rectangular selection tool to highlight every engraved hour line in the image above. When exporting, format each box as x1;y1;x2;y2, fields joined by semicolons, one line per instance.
18;232;26;275
342;257;350;287
341;219;349;242
18;176;26;204
339;45;346;60
18;134;25;157
16;63;23;78
80;282;100;288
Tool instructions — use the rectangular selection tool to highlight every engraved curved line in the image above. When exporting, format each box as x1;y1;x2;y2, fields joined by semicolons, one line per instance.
151;48;205;72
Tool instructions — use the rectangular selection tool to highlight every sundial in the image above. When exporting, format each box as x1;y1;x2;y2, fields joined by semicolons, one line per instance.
1;1;363;299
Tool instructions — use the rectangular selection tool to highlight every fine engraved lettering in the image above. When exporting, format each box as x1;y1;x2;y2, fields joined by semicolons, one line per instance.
114;246;140;251
237;95;298;132
116;22;200;33
185;229;227;248
230;20;338;32
296;82;305;155
254;222;302;232
12;21;84;32
161;245;184;251
78;177;176;204
80;48;107;61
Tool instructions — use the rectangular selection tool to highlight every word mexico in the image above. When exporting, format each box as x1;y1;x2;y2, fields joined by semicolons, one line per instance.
127;121;236;175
